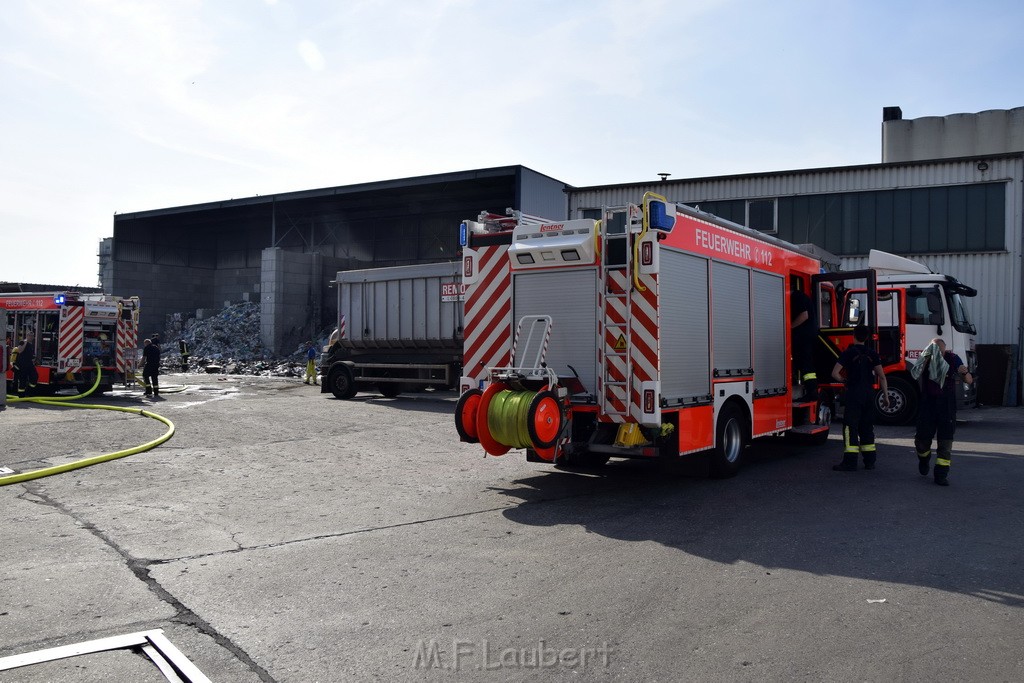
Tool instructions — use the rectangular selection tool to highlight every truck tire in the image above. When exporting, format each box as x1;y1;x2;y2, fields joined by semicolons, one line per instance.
329;364;357;400
709;402;748;479
875;376;917;426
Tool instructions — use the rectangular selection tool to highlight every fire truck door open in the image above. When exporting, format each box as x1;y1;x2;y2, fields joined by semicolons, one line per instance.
512;269;599;396
811;269;880;379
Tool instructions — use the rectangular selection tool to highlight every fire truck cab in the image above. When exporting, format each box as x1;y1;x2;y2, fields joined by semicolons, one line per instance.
2;292;141;395
454;196;833;477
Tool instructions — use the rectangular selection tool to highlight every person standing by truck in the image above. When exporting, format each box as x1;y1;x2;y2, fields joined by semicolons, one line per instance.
911;338;973;486
12;335;37;397
831;325;890;471
304;342;318;385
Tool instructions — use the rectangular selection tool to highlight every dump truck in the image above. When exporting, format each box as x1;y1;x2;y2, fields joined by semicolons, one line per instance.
321;262;464;399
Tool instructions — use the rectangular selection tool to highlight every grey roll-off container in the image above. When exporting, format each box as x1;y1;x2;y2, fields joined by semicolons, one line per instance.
321;262;465;399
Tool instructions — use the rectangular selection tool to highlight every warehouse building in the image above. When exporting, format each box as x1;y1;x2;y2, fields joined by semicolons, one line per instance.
104;107;1022;402
107;166;567;354
567;107;1024;405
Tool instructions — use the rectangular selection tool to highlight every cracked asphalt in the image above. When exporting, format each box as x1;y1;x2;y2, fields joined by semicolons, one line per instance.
1;376;1023;682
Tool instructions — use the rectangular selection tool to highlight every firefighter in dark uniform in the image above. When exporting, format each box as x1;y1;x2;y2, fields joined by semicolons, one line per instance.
12;336;38;397
179;339;190;372
911;338;973;486
831;325;890;471
142;338;161;396
790;281;818;400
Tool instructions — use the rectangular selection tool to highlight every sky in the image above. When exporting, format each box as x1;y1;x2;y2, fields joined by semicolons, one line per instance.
1;0;1022;287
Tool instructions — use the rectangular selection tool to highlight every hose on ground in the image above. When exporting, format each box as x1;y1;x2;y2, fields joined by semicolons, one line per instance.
1;364;175;487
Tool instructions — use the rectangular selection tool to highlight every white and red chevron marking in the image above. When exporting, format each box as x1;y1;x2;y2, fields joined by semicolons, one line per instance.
57;305;84;370
339;314;347;339
463;245;511;384
629;273;659;423
116;317;127;372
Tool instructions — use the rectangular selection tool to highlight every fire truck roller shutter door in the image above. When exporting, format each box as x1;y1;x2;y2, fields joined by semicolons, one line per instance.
751;271;787;392
659;249;711;402
512;269;599;396
711;261;752;374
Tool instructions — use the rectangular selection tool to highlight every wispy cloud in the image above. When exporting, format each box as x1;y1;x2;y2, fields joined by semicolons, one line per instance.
297;39;325;72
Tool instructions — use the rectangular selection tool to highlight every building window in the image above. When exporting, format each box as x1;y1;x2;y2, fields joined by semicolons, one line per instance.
746;199;777;234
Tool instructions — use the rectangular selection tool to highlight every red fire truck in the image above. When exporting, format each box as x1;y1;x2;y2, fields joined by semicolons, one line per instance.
2;292;141;395
453;195;836;477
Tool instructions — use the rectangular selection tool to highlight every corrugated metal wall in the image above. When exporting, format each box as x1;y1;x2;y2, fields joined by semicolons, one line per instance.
568;156;1023;347
570;158;1022;208
841;252;1015;347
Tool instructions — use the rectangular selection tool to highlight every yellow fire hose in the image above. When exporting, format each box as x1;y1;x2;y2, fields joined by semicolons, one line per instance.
487;389;538;449
1;364;176;487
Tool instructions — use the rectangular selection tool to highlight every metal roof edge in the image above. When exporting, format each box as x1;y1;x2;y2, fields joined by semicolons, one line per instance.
113;165;539;221
570;151;1024;193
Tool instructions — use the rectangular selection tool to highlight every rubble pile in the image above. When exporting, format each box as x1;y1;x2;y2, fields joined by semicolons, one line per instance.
160;302;327;378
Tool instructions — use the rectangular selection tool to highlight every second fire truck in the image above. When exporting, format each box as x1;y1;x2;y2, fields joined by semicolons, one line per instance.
2;291;141;395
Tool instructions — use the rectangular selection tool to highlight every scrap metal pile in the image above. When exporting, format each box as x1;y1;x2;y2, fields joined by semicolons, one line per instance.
160;302;326;377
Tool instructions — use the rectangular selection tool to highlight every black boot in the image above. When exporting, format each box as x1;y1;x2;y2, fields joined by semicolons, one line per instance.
833;453;858;471
934;441;952;485
917;453;930;476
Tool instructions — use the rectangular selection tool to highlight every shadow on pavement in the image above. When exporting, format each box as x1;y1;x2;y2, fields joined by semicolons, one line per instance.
496;421;1024;608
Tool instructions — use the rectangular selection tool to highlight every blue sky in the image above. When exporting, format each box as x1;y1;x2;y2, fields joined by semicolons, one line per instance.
1;0;1022;287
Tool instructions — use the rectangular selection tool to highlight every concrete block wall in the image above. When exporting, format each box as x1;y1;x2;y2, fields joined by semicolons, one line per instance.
260;248;324;355
112;262;215;339
214;267;260;308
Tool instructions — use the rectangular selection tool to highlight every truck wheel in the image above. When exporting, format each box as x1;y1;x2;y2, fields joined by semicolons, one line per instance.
710;403;748;479
329;364;357;400
378;383;401;398
876;376;917;426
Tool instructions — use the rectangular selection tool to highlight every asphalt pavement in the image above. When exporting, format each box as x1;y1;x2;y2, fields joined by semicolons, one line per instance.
1;376;1022;682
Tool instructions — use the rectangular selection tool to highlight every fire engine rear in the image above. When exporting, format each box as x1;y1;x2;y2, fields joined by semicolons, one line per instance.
454;196;828;477
2;292;141;395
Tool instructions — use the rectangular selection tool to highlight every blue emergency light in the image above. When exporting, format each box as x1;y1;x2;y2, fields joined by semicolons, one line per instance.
648;200;675;232
459;222;468;247
54;294;65;305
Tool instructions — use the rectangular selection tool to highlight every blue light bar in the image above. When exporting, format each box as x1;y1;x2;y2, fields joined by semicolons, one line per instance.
648;200;675;232
459;222;468;247
54;294;66;305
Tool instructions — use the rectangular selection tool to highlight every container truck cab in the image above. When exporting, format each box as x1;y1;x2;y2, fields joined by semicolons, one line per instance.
813;250;977;425
454;197;834;477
